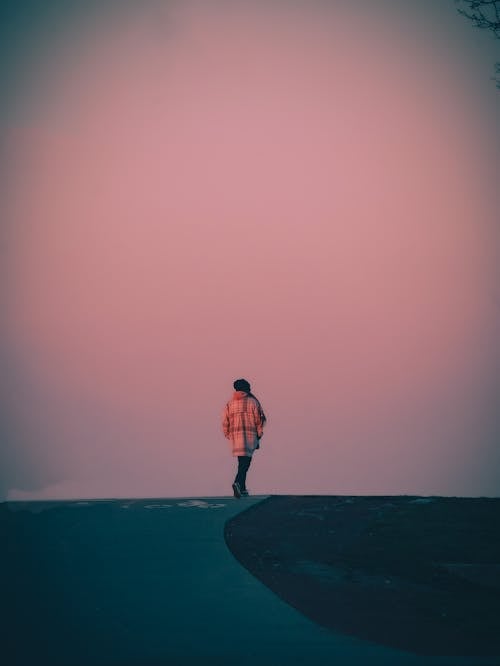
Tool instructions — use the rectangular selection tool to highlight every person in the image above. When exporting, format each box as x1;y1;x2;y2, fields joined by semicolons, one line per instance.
222;378;267;498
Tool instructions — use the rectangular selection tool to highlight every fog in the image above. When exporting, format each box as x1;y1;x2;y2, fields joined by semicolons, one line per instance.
1;0;499;500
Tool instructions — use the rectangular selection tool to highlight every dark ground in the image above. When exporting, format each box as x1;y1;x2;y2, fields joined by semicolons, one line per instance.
224;495;500;657
3;495;500;665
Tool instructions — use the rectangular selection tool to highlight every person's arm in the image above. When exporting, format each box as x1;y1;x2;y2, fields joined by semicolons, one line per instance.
222;404;231;439
252;402;264;439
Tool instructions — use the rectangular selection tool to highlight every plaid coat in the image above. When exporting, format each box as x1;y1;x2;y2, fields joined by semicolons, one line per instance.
222;391;266;457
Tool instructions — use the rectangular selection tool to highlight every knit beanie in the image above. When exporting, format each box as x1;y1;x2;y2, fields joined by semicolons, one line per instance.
233;378;251;393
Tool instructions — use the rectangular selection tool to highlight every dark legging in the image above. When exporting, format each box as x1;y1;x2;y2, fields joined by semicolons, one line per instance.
234;456;252;490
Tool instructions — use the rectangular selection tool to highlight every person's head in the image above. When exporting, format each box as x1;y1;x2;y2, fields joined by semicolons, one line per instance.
233;378;251;393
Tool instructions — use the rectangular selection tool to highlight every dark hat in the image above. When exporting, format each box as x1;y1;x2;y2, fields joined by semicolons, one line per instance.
233;378;251;392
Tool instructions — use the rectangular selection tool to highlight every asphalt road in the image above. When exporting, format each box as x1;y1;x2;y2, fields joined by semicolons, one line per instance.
3;497;500;666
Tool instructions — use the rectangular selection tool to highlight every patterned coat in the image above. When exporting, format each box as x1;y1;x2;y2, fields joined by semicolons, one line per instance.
222;391;266;457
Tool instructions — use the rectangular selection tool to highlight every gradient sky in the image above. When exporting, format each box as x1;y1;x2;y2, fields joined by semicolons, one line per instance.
1;0;499;500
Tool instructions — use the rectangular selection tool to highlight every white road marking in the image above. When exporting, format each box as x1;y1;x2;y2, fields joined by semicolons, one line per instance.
122;500;228;510
177;500;226;509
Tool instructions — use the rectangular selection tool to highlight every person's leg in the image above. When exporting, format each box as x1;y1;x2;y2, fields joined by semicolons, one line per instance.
235;456;252;491
241;456;251;491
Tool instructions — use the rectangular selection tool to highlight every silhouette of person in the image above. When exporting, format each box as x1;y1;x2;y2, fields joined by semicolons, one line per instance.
222;378;267;498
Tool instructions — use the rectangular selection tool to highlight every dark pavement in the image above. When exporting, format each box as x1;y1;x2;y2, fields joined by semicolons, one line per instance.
3;497;500;666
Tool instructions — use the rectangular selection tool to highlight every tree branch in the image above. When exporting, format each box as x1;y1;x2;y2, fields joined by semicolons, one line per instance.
455;1;500;87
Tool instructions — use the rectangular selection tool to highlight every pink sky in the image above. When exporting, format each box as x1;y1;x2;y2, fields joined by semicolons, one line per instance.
2;1;499;499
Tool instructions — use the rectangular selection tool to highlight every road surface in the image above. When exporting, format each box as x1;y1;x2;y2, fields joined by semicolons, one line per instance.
3;497;500;666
